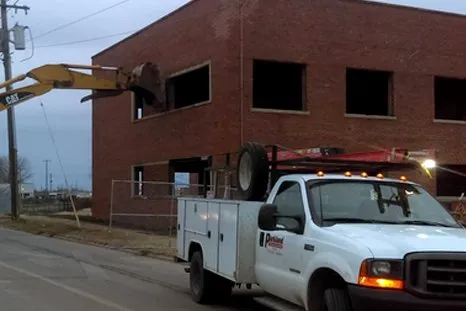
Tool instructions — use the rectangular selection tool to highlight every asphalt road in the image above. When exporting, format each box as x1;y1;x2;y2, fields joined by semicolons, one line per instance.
0;228;269;311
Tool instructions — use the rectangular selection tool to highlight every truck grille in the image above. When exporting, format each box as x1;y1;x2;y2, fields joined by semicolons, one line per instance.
406;253;466;299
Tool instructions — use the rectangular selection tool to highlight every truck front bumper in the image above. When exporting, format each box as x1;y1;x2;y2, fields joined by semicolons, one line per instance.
348;285;466;311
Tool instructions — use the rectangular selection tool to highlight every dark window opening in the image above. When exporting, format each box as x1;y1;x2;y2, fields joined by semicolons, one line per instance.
434;77;466;121
346;68;393;116
169;157;210;195
436;165;466;197
133;166;144;196
166;64;210;109
133;94;146;120
133;92;165;120
253;59;306;111
169;157;211;196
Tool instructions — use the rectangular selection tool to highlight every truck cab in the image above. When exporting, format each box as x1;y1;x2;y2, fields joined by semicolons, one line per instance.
255;173;466;311
176;142;466;311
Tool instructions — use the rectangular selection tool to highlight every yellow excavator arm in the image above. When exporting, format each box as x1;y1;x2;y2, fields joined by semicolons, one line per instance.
0;62;164;111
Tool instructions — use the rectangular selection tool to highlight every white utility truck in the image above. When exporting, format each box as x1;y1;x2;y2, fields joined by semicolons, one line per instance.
176;142;466;311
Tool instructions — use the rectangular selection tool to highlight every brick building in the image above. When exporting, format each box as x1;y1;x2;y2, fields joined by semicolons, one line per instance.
92;0;466;224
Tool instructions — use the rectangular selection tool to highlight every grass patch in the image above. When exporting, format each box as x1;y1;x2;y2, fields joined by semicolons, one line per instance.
0;215;176;258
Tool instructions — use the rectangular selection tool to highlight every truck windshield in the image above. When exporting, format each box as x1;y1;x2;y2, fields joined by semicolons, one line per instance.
307;180;461;228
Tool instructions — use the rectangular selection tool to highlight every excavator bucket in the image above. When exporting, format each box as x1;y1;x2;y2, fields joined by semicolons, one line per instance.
80;62;165;105
129;62;165;107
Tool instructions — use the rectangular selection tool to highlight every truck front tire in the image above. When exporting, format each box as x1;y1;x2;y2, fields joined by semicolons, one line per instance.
189;251;233;304
323;288;352;311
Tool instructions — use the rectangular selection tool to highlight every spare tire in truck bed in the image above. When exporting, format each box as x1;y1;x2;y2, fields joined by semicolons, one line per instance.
236;142;269;201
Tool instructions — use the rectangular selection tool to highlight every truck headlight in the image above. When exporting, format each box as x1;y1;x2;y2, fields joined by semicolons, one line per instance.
358;259;404;290
371;261;393;276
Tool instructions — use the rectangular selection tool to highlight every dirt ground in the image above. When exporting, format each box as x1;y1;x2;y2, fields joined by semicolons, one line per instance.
0;214;177;259
54;208;92;216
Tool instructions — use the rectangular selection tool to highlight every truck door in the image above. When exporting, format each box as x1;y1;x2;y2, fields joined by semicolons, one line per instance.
255;180;308;305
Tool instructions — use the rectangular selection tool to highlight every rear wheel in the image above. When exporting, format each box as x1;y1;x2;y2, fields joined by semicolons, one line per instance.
236;142;269;201
189;251;233;304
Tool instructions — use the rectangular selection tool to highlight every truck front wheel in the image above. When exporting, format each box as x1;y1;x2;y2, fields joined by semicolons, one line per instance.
323;288;352;311
190;251;232;304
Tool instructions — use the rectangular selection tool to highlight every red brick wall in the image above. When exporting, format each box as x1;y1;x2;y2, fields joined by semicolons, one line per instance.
92;0;241;219
92;0;466;223
240;0;466;153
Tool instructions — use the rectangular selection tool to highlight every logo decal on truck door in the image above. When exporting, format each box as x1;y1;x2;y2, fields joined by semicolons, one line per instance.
265;233;284;249
259;232;285;255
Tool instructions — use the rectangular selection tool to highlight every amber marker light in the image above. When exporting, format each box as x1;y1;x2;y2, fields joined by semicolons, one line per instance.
358;276;404;290
400;176;408;181
317;171;325;177
344;171;352;177
376;173;384;179
360;172;368;178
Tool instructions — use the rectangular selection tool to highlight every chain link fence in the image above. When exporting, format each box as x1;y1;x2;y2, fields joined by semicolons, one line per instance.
109;180;239;250
0;196;89;216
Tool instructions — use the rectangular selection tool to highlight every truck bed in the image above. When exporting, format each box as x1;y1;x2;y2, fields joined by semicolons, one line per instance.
176;197;262;283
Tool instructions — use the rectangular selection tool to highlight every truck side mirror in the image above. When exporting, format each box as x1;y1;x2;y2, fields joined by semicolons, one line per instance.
258;204;277;231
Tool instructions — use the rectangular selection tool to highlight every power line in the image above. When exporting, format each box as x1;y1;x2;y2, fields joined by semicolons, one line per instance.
34;30;137;48
40;101;81;227
39;102;68;191
32;0;131;41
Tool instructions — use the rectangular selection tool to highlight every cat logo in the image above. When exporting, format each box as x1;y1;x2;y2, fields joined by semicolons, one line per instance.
5;93;20;106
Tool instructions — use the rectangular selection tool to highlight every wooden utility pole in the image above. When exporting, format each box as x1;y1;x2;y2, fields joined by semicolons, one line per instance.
0;0;30;219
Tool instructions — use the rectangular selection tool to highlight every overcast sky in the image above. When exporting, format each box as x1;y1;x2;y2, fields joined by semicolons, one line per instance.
0;0;464;191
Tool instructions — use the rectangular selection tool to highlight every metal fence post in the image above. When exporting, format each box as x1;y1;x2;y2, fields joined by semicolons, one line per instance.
109;179;115;229
168;184;175;248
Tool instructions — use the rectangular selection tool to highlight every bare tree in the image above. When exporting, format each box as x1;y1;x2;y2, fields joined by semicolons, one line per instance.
0;156;33;184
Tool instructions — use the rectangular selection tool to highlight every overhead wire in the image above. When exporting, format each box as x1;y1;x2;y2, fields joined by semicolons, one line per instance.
34;30;137;48
28;0;194;49
39;101;71;193
39;101;81;227
30;0;131;41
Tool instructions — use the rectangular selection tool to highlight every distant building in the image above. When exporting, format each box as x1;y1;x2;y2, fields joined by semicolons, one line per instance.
20;183;34;199
75;191;92;199
0;183;35;199
41;190;92;200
